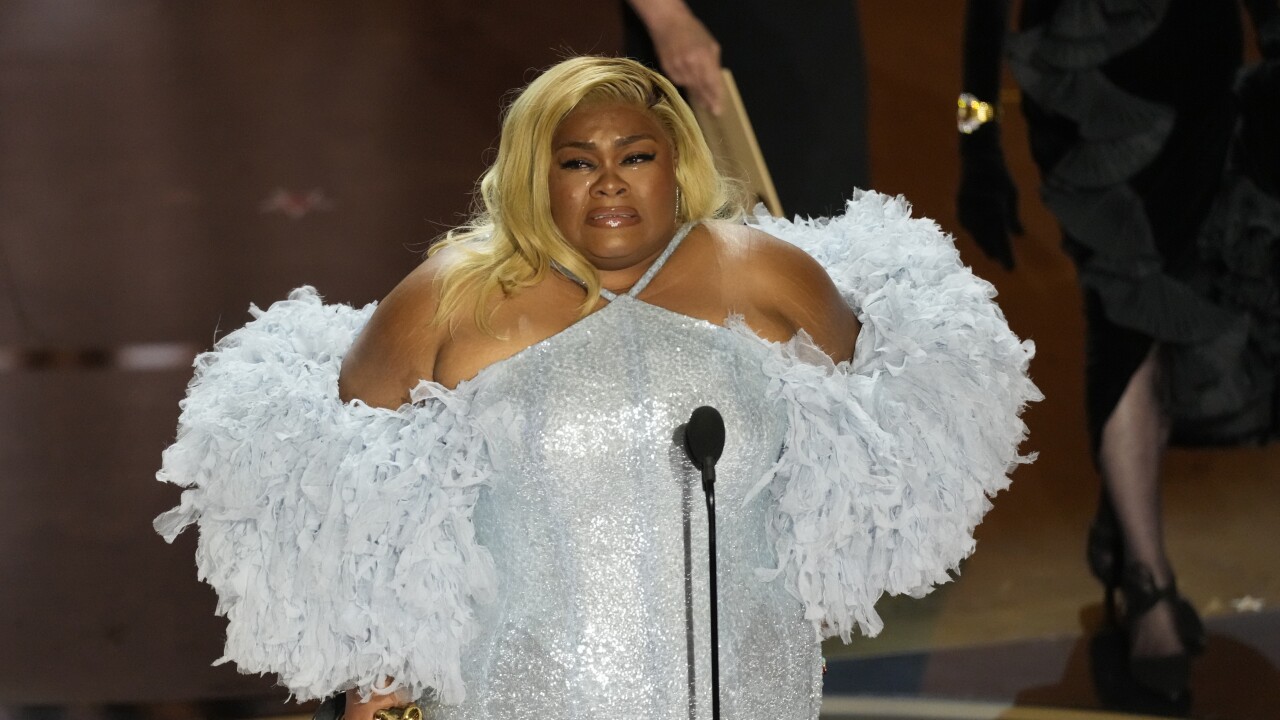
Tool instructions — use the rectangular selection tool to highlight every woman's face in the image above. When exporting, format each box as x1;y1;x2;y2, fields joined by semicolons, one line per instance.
548;102;679;272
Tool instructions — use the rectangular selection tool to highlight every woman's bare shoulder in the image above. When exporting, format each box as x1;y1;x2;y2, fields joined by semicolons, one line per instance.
703;221;825;275
338;247;460;408
704;221;860;362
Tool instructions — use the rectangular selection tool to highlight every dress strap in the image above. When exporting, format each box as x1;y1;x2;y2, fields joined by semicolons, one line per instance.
550;222;695;301
626;222;694;298
551;260;620;301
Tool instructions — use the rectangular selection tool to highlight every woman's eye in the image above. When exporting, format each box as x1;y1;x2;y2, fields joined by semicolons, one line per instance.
559;158;593;170
624;152;657;164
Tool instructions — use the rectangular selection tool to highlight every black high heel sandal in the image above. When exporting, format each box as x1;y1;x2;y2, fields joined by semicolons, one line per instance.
1120;564;1206;700
1086;498;1206;699
1086;496;1124;618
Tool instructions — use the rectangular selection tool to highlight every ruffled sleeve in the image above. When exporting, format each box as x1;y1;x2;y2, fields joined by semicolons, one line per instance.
746;191;1041;641
155;287;509;704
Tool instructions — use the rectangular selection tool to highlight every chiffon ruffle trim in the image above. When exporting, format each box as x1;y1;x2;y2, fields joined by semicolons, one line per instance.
744;192;1041;640
155;288;512;704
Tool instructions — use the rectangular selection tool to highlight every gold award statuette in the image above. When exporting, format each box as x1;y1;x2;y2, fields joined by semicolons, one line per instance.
692;68;784;218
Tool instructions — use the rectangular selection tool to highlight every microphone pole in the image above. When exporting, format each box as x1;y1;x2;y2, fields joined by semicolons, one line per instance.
684;405;725;720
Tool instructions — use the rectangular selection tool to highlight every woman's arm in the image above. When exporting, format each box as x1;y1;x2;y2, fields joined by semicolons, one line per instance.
957;0;1023;269
1240;0;1280;195
962;0;1009;108
737;226;860;363
335;261;457;711
1244;0;1280;56
342;687;414;720
339;261;445;408
624;0;725;113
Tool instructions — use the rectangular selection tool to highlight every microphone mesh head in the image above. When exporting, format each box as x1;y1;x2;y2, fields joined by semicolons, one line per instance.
685;405;725;470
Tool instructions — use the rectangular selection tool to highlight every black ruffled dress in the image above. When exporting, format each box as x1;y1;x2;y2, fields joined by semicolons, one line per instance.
1010;0;1280;449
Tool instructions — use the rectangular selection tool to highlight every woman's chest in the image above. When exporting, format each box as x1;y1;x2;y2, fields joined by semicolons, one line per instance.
462;302;789;597
470;301;787;513
430;268;793;390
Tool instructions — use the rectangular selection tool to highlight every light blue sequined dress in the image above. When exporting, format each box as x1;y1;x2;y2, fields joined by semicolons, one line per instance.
450;225;819;719
155;192;1041;720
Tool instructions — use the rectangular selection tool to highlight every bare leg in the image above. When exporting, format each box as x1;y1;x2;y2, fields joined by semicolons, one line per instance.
1096;346;1183;659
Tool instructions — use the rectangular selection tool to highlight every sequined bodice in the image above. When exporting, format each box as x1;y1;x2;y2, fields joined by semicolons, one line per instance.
433;229;822;720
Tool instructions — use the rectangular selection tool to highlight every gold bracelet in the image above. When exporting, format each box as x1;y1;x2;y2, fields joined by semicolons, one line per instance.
957;93;998;134
373;704;423;720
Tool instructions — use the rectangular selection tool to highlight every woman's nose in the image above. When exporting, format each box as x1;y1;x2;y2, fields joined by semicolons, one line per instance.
592;168;628;197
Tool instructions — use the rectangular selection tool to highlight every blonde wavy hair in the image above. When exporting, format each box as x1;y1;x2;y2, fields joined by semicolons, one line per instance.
429;56;743;332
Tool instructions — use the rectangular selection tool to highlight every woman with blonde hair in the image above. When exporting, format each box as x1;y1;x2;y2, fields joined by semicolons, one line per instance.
156;56;1038;720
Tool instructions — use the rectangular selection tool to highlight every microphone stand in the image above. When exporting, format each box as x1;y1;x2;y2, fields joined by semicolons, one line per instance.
700;460;721;720
684;406;725;720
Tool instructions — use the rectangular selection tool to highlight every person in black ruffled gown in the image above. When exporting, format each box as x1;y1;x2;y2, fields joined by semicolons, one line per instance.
959;0;1280;706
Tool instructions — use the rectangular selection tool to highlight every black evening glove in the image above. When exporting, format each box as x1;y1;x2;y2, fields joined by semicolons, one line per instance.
957;123;1024;270
1251;0;1280;60
1236;59;1280;196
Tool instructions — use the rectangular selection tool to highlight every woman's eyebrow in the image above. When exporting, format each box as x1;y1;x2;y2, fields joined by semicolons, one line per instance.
554;134;657;151
614;133;656;147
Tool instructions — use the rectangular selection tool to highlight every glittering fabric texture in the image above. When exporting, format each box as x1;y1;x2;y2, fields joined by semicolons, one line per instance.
447;297;821;720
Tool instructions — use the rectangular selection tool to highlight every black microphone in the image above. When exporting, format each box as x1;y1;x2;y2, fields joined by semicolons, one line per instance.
685;405;725;492
683;405;725;720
